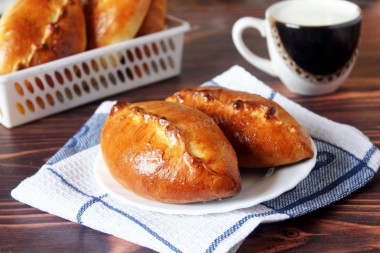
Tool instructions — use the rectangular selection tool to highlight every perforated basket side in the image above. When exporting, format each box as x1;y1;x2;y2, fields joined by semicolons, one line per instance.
0;16;189;128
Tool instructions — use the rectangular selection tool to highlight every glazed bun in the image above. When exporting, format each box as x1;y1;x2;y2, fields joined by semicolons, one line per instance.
166;86;314;168
101;101;241;203
137;0;167;36
85;0;152;49
0;0;86;75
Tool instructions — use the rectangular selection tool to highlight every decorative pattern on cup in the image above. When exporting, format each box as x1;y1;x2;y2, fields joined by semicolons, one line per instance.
270;17;361;85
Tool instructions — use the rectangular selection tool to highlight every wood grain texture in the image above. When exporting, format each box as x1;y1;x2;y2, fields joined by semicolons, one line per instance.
1;0;379;252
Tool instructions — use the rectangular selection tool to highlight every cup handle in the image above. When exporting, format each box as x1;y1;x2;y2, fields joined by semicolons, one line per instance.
232;17;277;77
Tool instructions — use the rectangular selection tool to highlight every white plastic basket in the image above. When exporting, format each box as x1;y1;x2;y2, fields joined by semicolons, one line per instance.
0;16;190;128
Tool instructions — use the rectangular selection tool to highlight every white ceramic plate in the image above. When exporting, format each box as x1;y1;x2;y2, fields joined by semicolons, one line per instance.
94;140;317;215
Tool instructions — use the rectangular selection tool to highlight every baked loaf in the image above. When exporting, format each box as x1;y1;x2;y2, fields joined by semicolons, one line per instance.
166;86;314;168
137;0;167;36
85;0;152;49
101;101;241;203
0;0;86;75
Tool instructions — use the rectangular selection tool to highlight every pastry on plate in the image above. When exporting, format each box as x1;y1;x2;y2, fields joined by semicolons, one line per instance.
0;0;86;75
101;101;241;203
166;86;314;168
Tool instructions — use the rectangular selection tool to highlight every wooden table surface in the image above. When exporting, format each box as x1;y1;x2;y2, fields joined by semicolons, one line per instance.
1;1;379;252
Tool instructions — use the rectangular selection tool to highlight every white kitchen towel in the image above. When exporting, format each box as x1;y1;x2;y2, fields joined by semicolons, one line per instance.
12;65;380;253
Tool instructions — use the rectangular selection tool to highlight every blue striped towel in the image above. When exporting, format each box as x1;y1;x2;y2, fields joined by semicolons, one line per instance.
12;65;380;253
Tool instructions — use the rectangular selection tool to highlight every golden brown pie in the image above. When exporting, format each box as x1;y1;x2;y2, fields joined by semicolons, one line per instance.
166;86;314;168
0;0;86;75
100;101;241;203
85;0;151;49
137;0;167;36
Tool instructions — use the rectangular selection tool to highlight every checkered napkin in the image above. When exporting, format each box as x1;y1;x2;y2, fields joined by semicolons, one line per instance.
12;65;380;253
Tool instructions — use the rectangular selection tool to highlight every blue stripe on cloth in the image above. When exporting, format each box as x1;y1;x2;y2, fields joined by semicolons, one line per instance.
268;90;277;100
77;194;109;224
201;79;220;87
46;167;182;253
209;80;220;86
97;200;182;253
205;139;377;253
47;168;93;198
205;210;276;253
314;137;376;173
274;160;372;215
46;113;109;165
363;145;377;163
262;137;376;217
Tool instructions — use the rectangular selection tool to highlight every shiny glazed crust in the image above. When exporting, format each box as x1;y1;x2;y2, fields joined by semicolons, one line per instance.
0;0;86;75
166;86;314;168
137;0;167;36
100;101;241;203
85;0;151;49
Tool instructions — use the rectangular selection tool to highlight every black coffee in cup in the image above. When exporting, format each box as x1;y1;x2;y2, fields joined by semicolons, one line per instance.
269;3;361;83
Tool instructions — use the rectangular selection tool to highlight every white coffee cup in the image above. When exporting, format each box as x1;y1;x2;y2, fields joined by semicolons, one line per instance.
232;0;362;96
